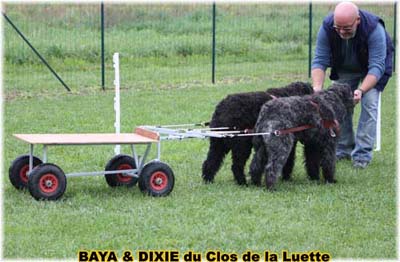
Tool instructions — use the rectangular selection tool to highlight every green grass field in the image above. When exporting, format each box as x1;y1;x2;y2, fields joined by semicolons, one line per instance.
2;3;397;261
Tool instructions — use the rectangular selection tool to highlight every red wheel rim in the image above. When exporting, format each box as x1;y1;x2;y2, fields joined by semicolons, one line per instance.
150;171;168;191
19;165;30;184
39;173;59;193
116;164;133;183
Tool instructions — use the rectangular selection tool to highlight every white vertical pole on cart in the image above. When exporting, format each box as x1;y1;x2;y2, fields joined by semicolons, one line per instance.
113;52;121;155
374;91;381;151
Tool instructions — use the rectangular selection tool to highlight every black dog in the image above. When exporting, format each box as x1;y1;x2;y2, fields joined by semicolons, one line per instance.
202;81;313;185
249;83;354;190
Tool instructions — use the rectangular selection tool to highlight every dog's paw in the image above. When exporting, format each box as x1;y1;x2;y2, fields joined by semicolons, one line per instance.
250;178;262;187
236;178;248;186
202;177;214;184
325;178;337;184
266;176;277;190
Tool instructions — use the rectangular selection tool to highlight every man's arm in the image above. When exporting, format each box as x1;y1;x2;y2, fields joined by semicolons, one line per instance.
311;26;331;91
312;68;326;92
354;23;386;103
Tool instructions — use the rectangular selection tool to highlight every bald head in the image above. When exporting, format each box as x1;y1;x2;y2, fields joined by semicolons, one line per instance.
334;1;359;24
333;1;360;39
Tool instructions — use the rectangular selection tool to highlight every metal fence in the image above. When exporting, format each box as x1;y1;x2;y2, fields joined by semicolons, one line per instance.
3;3;396;94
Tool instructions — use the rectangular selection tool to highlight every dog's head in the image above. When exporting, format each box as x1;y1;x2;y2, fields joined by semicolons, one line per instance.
311;83;354;122
327;82;355;112
290;81;314;95
266;81;314;97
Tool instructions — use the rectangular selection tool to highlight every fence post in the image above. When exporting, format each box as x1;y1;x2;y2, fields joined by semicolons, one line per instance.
101;2;105;90
393;1;397;72
308;2;313;78
212;2;216;84
3;12;71;92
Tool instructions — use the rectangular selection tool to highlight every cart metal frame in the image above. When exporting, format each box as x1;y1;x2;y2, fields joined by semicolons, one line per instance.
14;129;160;179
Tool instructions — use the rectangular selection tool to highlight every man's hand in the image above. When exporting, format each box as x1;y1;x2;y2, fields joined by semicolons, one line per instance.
354;74;378;104
354;88;363;104
311;68;326;92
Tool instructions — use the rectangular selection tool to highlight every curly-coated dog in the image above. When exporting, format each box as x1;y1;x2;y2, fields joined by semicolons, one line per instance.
249;83;354;190
202;81;314;185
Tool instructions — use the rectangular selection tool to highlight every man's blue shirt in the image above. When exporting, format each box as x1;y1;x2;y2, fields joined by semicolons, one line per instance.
312;23;386;80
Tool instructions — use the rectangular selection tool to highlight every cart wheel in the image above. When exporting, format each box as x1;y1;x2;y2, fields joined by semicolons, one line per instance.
28;163;67;201
105;154;138;187
139;161;174;197
9;155;42;190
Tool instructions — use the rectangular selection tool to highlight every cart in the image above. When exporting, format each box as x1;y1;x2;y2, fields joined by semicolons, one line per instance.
9;127;177;200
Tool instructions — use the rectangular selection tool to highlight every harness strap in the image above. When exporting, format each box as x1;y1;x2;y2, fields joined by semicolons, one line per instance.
274;99;340;137
322;119;340;137
274;124;315;136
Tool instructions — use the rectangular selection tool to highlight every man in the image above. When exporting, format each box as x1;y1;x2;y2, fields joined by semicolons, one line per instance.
311;1;394;168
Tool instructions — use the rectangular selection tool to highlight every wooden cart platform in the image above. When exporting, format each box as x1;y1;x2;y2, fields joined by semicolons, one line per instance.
13;127;160;145
9;127;175;200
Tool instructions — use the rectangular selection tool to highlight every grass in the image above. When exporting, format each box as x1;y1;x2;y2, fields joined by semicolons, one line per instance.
2;3;397;261
3;75;397;260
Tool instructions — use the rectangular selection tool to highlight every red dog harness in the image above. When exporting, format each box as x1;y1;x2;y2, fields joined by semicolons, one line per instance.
274;99;340;137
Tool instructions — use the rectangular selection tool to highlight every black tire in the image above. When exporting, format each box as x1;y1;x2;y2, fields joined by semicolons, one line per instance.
28;163;67;201
138;161;174;197
9;155;42;190
105;154;138;187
